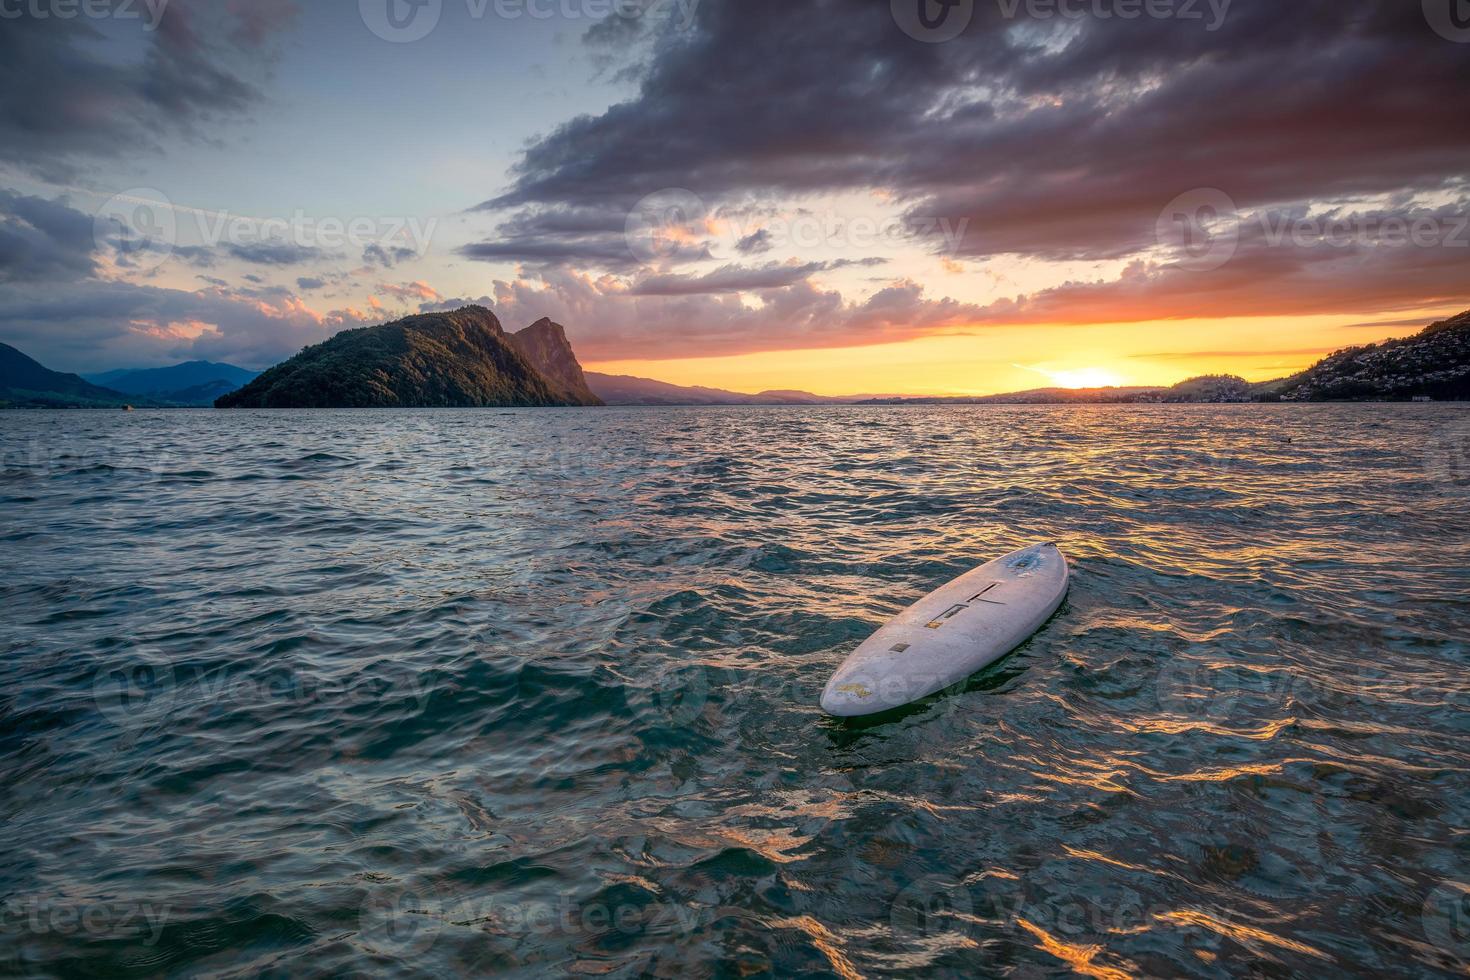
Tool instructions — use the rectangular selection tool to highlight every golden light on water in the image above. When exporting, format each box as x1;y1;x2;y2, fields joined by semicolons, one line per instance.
1016;918;1136;980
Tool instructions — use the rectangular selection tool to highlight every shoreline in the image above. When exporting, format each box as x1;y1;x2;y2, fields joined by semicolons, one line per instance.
4;400;1468;412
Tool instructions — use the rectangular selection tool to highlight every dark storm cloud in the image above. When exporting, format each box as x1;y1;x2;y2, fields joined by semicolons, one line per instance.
0;0;296;178
362;243;419;268
226;241;327;266
458;207;714;270
735;229;773;255
580;0;691;82
490;0;937;211
459;236;645;268
458;202;712;270
969;202;1470;324
483;0;1469;314
0;190;99;283
580;0;656;58
629;259;887;296
166;244;221;268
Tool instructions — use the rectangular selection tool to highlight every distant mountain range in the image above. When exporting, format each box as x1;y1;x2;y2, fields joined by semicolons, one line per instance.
585;373;854;405
591;370;1259;406
85;361;259;407
4;307;1468;409
217;306;602;408
863;374;1256;405
0;343;134;408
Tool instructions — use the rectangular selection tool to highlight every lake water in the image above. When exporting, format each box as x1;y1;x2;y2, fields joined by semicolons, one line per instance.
2;405;1469;977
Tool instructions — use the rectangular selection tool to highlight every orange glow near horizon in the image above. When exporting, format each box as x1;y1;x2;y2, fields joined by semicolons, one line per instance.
1034;367;1129;390
584;311;1453;397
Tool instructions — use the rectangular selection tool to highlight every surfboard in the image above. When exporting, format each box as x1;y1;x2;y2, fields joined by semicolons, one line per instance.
820;543;1069;717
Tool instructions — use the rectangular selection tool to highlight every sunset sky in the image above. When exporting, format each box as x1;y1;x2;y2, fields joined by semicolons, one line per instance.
1;0;1467;394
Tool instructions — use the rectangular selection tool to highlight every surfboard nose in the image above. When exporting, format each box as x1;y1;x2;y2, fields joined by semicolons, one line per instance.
820;676;880;717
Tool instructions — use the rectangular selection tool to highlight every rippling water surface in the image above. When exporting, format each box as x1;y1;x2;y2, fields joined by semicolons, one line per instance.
3;405;1469;978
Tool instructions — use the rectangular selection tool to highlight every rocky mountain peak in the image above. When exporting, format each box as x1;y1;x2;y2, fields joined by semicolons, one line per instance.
509;318;602;406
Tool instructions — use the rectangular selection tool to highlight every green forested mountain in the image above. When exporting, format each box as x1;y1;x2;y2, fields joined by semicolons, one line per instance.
1258;310;1470;401
216;307;600;408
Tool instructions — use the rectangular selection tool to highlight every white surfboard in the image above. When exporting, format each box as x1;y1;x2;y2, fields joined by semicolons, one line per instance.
820;543;1069;717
